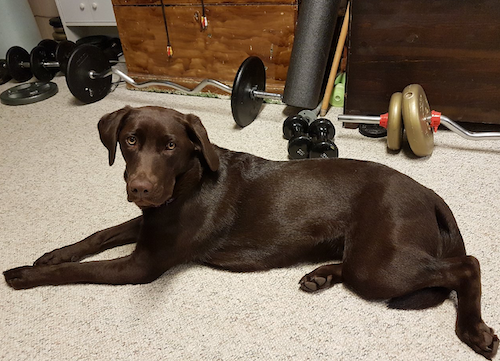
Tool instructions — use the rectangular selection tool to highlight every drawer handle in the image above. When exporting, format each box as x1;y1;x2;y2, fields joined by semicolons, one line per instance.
79;3;85;11
92;2;98;10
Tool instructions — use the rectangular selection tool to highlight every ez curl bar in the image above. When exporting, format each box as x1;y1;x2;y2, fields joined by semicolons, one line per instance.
338;84;500;156
66;45;281;127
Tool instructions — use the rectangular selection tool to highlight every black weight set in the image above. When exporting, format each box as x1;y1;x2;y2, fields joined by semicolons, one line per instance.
3;36;122;83
5;39;77;82
283;114;339;160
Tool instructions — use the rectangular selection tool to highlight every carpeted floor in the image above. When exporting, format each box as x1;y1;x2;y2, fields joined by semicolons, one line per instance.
0;74;499;361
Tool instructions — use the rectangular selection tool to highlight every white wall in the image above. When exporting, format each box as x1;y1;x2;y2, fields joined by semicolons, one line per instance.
0;0;42;56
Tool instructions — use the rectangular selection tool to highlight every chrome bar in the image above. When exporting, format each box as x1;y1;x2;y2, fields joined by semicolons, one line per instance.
113;68;232;94
337;114;381;125
253;90;282;101
89;69;113;79
439;115;500;140
41;61;60;68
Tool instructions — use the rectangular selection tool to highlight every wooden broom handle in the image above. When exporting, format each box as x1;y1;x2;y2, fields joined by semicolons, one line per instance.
320;3;350;117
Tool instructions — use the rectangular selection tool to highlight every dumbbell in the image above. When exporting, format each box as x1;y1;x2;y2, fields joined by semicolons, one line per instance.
309;118;339;159
284;115;338;159
283;115;311;159
338;84;500;156
4;40;76;82
65;49;284;128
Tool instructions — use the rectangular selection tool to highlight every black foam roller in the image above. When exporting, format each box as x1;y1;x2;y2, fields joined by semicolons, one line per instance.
283;0;341;109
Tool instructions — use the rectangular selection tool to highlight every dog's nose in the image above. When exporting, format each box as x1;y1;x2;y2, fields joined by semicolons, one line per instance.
128;179;153;198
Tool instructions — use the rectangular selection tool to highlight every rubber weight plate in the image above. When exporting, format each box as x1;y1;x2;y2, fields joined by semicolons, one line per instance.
6;46;32;82
1;81;58;105
0;59;12;85
66;44;112;104
402;84;434;157
386;92;403;151
231;56;266;127
359;123;387;138
31;46;58;82
56;40;77;74
38;39;58;56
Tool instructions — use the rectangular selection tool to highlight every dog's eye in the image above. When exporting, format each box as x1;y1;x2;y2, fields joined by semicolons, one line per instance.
126;136;137;146
166;142;176;150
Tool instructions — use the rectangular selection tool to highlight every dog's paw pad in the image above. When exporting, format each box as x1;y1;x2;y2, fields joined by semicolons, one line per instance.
299;275;332;293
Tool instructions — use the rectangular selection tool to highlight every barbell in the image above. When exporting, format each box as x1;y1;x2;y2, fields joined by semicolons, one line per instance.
66;45;283;127
338;84;500;156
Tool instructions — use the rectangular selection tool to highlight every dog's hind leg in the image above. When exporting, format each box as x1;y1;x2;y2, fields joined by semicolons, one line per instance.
299;263;343;292
342;253;498;359
431;256;498;359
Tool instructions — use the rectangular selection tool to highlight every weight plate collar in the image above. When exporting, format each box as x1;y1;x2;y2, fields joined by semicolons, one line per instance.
0;81;58;105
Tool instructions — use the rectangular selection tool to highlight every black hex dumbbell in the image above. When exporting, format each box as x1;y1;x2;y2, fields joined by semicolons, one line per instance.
308;118;339;159
283;115;312;159
283;115;339;159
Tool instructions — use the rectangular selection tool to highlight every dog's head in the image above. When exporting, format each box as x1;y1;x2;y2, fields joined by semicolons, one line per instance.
98;106;219;209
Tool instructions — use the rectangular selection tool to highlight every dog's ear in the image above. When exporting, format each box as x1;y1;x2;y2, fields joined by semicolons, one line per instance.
98;106;132;166
183;114;219;172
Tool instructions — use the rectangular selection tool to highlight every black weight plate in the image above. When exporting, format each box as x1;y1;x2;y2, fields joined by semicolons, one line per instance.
358;124;387;138
103;37;123;61
31;45;58;82
56;40;77;74
310;141;339;159
288;136;312;159
38;39;58;57
1;81;58;105
0;59;12;85
6;46;32;82
66;44;112;104
231;56;266;127
76;35;110;49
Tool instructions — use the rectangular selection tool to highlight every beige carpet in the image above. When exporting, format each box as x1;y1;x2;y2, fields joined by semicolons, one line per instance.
0;75;499;361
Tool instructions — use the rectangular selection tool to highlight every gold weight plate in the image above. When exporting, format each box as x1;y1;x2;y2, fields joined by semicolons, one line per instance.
387;92;403;150
402;84;434;157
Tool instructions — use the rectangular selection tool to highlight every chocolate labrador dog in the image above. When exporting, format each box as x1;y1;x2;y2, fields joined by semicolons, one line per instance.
4;106;498;358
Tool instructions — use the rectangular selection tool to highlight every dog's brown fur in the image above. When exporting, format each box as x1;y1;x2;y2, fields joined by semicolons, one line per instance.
4;106;498;358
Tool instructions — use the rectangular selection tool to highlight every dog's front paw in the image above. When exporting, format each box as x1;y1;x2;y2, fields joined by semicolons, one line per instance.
34;248;81;266
457;321;499;359
4;266;37;290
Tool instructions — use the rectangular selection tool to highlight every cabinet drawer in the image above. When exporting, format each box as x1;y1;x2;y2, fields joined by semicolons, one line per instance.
57;0;116;24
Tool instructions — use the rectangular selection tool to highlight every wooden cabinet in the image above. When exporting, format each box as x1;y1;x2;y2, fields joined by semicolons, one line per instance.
345;0;500;125
112;0;298;93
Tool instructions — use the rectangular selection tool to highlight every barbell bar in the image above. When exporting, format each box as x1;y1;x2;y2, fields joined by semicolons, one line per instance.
338;84;500;156
66;45;283;127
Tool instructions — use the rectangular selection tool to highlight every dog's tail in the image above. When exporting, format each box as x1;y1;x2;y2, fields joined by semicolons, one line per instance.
388;197;466;310
387;288;451;310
